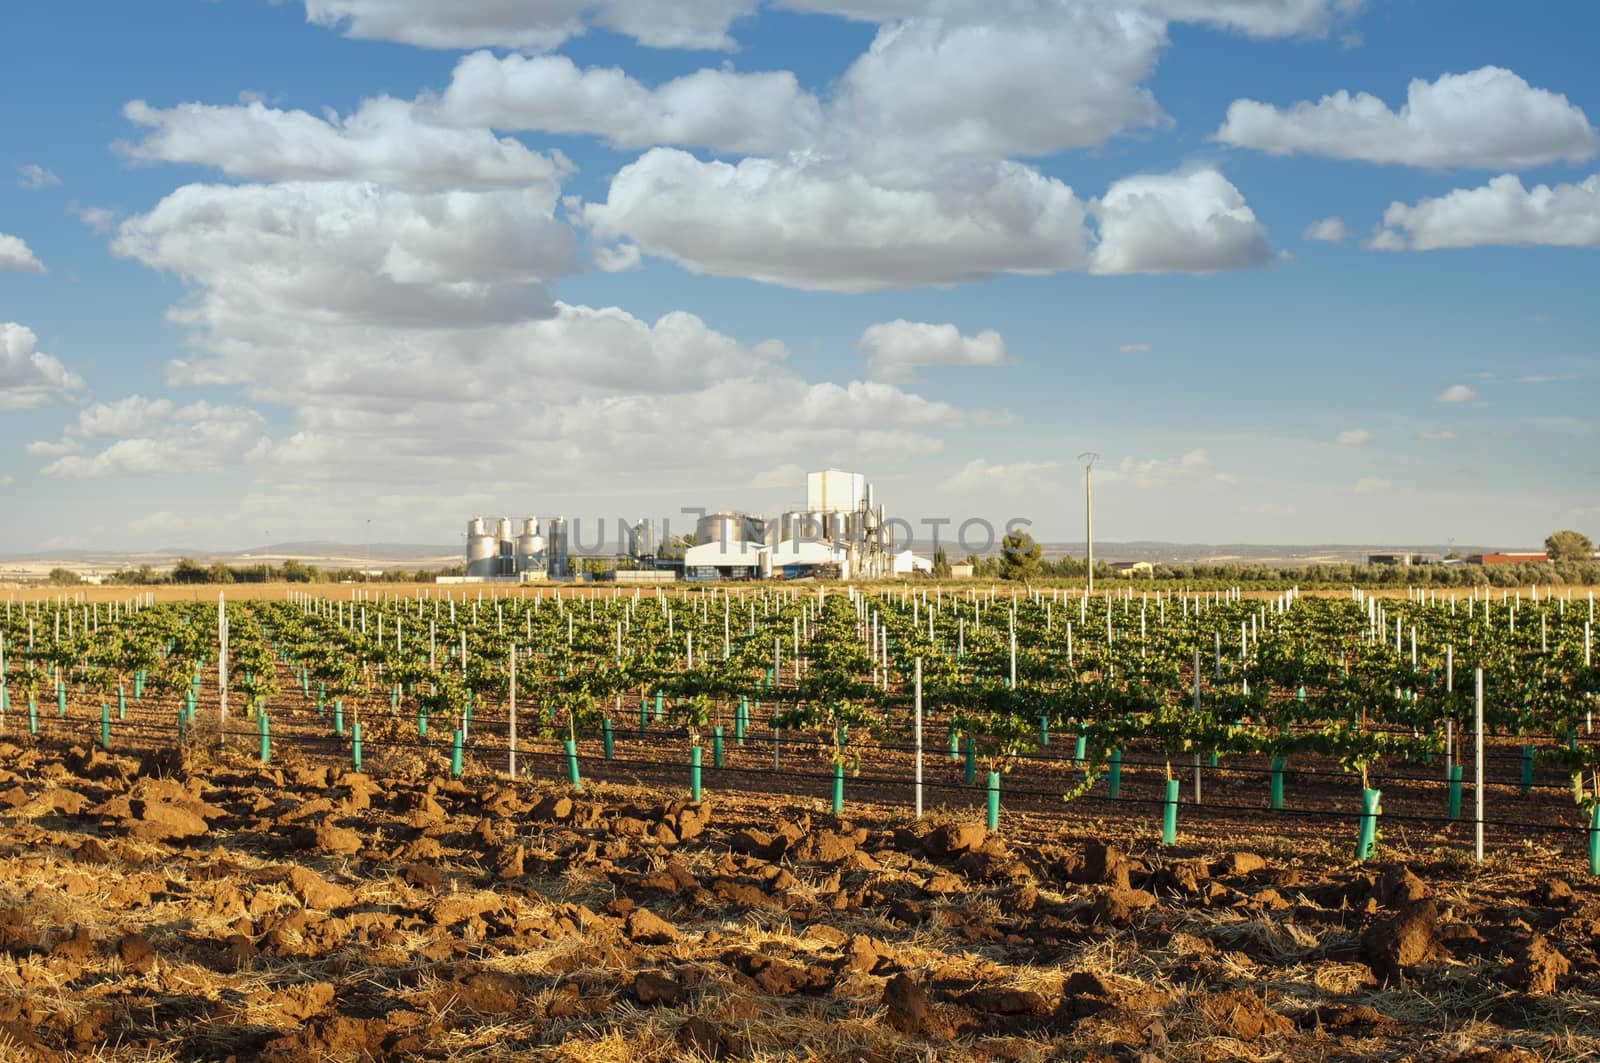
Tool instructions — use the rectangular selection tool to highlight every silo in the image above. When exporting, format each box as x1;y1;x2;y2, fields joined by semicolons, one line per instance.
466;518;497;578
516;517;544;576
547;517;569;578
628;519;654;559
696;511;744;547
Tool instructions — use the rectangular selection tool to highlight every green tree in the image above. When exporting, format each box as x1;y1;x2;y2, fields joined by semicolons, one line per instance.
45;568;85;585
933;546;951;578
1546;529;1594;562
171;558;209;584
998;530;1042;582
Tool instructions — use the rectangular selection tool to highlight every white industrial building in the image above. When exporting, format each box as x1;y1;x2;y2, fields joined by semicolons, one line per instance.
461;468;897;582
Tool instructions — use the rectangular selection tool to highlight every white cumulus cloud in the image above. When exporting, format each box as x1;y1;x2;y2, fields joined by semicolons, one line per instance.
1334;428;1371;445
1303;216;1346;242
858;321;1008;383
1216;67;1598;169
437;52;821;156
0;323;85;409
584;149;1091;292
19;164;60;189
41;401;272;480
1436;384;1476;403
1097;448;1234;488
303;0;757;52
1089;169;1271;274
942;459;1061;493
780;0;1359;39
1371;173;1600;251
114;180;578;328
0;233;45;273
121;97;568;193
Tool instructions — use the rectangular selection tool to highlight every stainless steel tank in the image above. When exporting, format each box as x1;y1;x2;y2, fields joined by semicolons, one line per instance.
696;511;744;546
547;517;569;578
466;518;498;578
516;517;545;575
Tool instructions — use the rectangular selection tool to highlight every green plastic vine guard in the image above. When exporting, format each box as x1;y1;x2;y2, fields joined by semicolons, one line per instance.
654;692;664;722
28;700;37;735
1161;778;1179;845
737;696;748;745
690;745;703;803
947;730;959;761
831;762;844;814
56;684;65;716
986;770;1000;830
258;712;270;765
1270;758;1285;810
602;718;614;760
450;729;463;779
1108;750;1122;799
713;725;724;769
1039;714;1049;747
351;722;362;772
565;738;582;791
638;700;648;737
1589;806;1599;877
1448;765;1463;820
1357;788;1382;861
963;739;976;786
1520;746;1534;794
117;687;126;720
176;709;186;744
417;706;427;737
334;700;345;737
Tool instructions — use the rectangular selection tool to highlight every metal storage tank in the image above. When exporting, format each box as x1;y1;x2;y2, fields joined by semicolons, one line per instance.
466;518;497;578
515;517;544;574
495;517;514;544
547;517;569;578
741;514;768;543
696;511;745;547
628;519;654;558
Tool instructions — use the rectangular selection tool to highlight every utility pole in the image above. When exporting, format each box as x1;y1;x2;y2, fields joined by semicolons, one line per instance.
1079;452;1099;598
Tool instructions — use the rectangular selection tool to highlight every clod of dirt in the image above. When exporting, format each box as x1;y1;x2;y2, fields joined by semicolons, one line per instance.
72;838;112;865
676;1016;733;1060
633;970;685;1007
883;973;931;1035
961;987;1052;1016
1377;866;1430;907
257;980;335;1022
926;823;987;857
533;794;573;821
1092;888;1158;925
263;1016;389;1061
400;862;441;889
842;934;892;974
625;907;680;945
121;801;208;843
1361;900;1441;984
1512;933;1570;995
286;867;354;910
447;971;522;1014
1534;879;1575;906
1213;852;1266;877
1077;841;1131;888
494;844;524;880
1195;990;1293;1041
51;926;96;964
293;821;361;855
214;933;259;971
1065;971;1119;999
117;932;156;974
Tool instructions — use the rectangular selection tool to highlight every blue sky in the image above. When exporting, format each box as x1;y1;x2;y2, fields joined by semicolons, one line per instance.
1;0;1595;554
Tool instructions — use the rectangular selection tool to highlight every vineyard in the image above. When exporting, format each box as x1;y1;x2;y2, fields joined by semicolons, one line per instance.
2;582;1599;1060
